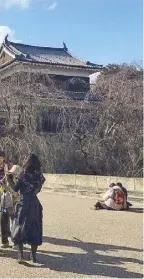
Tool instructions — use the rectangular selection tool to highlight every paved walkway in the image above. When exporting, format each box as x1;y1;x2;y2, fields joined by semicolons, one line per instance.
0;192;143;278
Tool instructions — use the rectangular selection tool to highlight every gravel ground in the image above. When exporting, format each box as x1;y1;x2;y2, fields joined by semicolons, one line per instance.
0;192;143;278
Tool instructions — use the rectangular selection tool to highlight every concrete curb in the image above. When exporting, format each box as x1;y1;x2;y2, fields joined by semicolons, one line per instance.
42;189;143;204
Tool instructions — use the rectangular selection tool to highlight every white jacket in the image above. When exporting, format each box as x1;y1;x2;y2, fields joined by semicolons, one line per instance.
104;186;126;210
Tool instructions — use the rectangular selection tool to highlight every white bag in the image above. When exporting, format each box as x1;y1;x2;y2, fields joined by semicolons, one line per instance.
8;165;22;177
1;191;13;209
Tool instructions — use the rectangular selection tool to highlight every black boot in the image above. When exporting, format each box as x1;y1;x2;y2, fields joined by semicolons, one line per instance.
17;244;24;264
94;202;103;210
30;245;38;263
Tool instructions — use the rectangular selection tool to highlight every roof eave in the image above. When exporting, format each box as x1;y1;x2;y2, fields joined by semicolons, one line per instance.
3;41;17;56
0;58;16;70
0;59;103;75
18;58;103;71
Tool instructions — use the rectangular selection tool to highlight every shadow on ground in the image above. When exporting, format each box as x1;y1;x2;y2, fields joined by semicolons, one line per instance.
92;207;143;214
127;208;143;213
0;236;143;278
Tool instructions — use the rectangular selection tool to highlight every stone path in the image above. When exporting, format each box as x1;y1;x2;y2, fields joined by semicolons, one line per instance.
0;192;143;278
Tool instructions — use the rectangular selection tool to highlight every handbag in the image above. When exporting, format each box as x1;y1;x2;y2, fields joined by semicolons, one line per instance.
11;217;26;243
1;191;13;209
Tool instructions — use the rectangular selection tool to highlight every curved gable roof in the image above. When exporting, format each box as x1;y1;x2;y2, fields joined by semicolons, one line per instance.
1;36;103;71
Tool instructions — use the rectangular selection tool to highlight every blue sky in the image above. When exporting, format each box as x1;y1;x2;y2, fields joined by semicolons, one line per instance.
0;0;143;66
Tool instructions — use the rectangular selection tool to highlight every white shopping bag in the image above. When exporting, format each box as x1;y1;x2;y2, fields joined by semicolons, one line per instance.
8;165;22;177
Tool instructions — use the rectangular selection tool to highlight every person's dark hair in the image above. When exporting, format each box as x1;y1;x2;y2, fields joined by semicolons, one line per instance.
109;183;116;188
26;153;41;173
0;151;5;157
116;182;123;188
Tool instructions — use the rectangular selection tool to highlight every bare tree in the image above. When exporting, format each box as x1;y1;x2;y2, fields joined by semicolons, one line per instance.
0;71;59;169
72;63;143;177
0;70;90;172
0;63;142;176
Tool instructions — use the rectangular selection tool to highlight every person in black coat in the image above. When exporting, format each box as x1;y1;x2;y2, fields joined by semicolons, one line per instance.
7;154;45;264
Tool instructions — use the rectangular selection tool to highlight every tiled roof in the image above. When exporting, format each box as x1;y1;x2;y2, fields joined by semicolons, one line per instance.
2;37;102;70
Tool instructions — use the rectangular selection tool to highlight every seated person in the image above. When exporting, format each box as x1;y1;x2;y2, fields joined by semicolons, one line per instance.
94;183;127;211
94;183;115;209
116;182;132;210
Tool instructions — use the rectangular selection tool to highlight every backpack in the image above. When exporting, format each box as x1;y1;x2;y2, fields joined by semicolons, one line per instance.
114;189;125;205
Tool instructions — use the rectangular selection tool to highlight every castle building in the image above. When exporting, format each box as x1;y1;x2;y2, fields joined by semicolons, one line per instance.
0;35;102;92
0;37;102;173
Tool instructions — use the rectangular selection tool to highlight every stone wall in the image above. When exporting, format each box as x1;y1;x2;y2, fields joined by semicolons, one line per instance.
43;174;143;197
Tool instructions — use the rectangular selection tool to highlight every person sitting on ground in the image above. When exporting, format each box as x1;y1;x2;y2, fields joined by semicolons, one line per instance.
116;182;132;210
94;183;127;211
94;183;115;210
